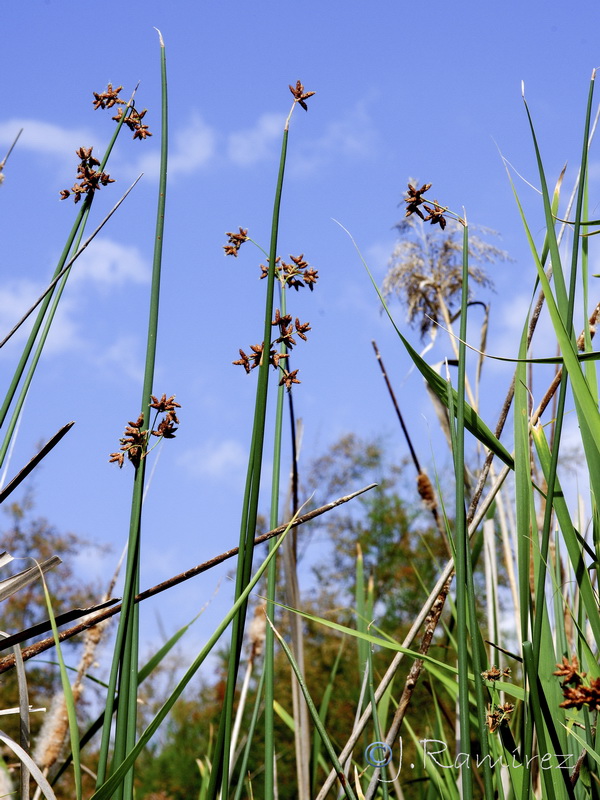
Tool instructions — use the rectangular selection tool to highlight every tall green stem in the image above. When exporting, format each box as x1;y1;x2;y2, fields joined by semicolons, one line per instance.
96;31;168;796
207;121;290;800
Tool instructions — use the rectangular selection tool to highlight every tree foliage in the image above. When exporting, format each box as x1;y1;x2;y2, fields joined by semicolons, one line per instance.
303;433;449;629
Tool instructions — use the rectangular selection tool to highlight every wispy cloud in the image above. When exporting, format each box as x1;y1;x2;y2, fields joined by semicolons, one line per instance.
178;438;247;480
0;238;149;362
227;112;286;166
122;112;217;180
292;101;378;175
94;334;144;382
70;237;150;289
0;279;46;352
0;113;218;183
0;118;94;170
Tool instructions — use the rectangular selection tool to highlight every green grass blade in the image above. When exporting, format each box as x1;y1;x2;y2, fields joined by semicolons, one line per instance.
267;616;358;800
207;127;289;800
36;566;82;800
337;221;514;470
90;512;297;800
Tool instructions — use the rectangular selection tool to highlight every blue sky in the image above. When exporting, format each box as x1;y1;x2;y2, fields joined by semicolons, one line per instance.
1;1;599;665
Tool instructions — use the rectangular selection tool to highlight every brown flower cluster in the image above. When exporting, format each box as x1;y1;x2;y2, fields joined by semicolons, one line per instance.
59;147;114;203
93;83;152;140
560;681;600;711
481;665;511;681
223;228;249;257
232;309;312;391
260;254;319;292
109;414;146;469
109;394;181;469
554;655;600;711
486;702;515;733
554;655;585;686
404;183;448;230
112;107;152;140
289;80;316;111
93;83;124;110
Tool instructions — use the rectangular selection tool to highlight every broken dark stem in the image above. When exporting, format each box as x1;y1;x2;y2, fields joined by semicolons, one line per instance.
0;483;376;673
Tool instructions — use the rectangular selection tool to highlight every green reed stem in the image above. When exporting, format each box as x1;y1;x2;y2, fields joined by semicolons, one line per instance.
232;666;266;800
90;512;298;800
207;119;290;800
529;70;594;678
451;220;473;800
268;618;359;800
95;31;168;795
264;281;287;798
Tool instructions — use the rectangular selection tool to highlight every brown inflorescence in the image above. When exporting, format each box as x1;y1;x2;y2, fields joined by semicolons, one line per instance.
481;665;511;681
229;230;318;390
553;655;600;711
110;395;181;469
289;80;316;111
486;702;514;733
259;254;319;292
223;227;249;257
404;182;448;230
92;83;124;110
416;472;436;509
554;655;585;686
59;147;114;203
112;106;153;140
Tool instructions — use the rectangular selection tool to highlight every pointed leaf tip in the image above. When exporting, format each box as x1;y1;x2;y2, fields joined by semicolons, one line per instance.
521;80;525;99
154;27;164;47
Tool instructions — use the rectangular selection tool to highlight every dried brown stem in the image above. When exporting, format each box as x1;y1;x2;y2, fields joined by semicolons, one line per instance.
372;339;451;555
0;483;376;674
364;576;452;798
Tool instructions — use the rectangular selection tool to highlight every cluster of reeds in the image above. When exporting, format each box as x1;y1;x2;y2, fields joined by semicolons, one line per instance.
0;28;599;800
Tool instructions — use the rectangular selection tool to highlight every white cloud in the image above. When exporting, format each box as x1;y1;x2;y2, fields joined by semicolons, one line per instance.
70;237;150;289
0;279;40;344
0;240;149;362
178;439;247;480
122;113;217;180
0;279;82;356
291;101;378;175
0;119;93;167
227;112;286;166
225;104;376;171
170;113;217;174
44;295;82;355
364;238;397;278
0;113;217;184
95;334;144;382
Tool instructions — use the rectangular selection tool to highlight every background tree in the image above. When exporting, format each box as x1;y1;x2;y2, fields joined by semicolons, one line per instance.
304;433;448;629
0;492;105;792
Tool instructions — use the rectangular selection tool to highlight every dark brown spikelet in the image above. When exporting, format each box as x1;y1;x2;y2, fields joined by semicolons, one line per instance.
559;679;600;712
405;182;432;219
423;202;448;230
289;80;316;111
223;228;249;257
554;655;585;686
92;84;125;110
